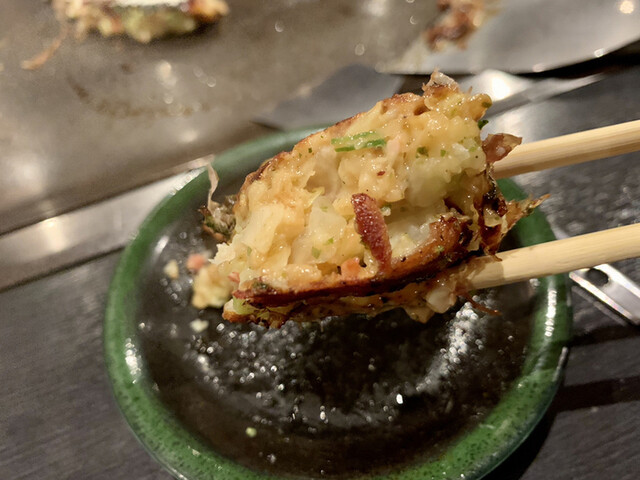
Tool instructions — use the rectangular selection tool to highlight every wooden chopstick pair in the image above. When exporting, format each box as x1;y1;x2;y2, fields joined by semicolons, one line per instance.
470;119;640;290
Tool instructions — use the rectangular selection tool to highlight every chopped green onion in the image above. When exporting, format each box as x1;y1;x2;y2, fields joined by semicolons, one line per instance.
320;206;328;212
308;147;313;153
311;247;321;259
440;149;447;157
325;237;334;245
331;131;377;144
363;139;386;148
252;281;270;291
436;245;445;254
247;246;252;256
331;131;386;152
478;119;489;130
417;146;428;156
334;145;356;152
232;297;254;315
482;101;493;108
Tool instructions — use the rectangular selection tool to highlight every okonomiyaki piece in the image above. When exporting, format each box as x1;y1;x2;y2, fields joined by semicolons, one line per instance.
53;0;229;43
192;72;541;327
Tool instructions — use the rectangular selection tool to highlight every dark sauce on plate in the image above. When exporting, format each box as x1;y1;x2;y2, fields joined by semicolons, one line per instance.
138;208;534;478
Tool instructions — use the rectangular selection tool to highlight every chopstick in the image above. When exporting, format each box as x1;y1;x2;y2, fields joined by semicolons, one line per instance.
465;223;640;290
493;119;640;179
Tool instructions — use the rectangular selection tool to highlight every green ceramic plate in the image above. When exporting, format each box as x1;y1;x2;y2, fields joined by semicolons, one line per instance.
104;128;571;480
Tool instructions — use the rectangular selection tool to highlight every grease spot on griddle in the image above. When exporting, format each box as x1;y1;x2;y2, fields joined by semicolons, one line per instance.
66;75;210;119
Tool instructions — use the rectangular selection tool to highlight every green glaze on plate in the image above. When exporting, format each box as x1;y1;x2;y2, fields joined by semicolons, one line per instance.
104;128;571;480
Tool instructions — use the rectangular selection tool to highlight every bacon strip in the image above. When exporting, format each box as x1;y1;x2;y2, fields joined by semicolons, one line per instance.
482;134;522;163
351;193;392;272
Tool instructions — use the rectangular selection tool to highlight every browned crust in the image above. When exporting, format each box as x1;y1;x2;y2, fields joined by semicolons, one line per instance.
482;196;545;253
224;194;542;328
234;216;473;307
224;194;543;328
482;134;522;164
225;265;458;328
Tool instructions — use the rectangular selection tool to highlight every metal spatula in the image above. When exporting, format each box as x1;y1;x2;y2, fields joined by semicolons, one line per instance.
381;0;640;74
253;64;403;131
255;67;603;130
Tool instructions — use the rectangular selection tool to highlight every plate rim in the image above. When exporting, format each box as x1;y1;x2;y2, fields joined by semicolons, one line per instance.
104;128;571;480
